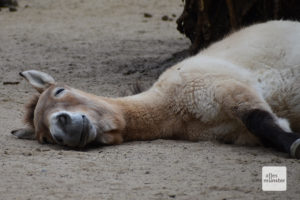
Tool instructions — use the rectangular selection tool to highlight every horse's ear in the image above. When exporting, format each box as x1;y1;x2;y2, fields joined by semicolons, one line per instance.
20;70;56;93
11;128;35;140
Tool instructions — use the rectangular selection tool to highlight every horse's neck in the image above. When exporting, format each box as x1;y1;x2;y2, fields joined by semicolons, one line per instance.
114;90;178;141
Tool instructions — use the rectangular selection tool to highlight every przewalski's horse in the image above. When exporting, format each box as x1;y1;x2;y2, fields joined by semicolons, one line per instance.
12;20;300;158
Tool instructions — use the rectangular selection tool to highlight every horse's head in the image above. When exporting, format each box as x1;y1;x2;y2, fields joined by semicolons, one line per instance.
12;70;125;147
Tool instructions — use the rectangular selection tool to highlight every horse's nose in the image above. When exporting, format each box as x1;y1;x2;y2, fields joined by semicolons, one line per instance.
57;113;71;126
50;111;86;147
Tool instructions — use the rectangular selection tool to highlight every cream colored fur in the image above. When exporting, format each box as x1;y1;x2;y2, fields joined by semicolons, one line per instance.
112;20;300;145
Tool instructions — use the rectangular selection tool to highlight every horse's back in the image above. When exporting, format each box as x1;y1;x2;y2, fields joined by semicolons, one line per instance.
202;20;300;72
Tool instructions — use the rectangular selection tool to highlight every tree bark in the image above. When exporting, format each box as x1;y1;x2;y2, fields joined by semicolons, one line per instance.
177;0;300;54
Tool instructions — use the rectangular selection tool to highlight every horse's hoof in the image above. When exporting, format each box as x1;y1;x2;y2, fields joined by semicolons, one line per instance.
290;138;300;159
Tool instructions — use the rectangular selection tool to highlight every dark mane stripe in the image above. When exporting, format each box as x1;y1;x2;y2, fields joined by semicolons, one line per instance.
24;95;39;128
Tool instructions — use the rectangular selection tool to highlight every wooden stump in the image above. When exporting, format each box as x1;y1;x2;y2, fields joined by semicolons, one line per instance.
0;0;18;11
177;0;300;54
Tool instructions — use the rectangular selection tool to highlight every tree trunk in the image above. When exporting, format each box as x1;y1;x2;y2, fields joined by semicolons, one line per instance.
177;0;300;54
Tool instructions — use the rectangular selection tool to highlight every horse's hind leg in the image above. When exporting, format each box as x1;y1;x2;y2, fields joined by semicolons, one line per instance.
216;79;300;158
241;109;300;158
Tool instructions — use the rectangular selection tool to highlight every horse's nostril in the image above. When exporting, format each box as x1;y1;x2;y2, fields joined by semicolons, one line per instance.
54;134;63;143
57;113;69;125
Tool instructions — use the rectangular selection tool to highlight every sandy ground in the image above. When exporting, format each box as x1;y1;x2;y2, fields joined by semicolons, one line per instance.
0;1;299;199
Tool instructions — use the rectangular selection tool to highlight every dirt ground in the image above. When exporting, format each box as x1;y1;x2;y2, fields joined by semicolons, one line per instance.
0;1;299;199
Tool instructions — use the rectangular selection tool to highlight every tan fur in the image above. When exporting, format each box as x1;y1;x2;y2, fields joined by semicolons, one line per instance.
20;21;300;147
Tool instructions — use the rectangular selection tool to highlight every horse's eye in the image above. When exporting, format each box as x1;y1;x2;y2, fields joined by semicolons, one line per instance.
54;88;65;96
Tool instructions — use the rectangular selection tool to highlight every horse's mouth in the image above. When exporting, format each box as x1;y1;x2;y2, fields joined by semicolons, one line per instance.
78;115;90;147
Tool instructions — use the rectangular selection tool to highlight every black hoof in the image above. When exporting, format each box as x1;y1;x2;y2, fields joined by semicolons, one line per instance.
290;139;300;159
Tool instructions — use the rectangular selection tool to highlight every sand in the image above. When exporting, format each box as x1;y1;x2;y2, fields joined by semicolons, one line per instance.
0;0;299;199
